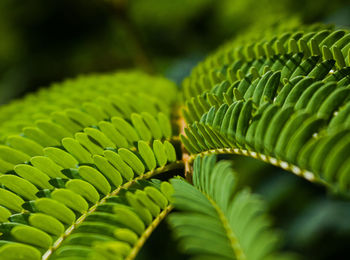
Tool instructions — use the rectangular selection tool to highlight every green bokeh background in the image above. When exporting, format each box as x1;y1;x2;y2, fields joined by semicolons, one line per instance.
1;0;349;103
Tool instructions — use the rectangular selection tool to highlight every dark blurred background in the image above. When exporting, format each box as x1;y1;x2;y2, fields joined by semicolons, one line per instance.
0;0;349;104
1;1;350;259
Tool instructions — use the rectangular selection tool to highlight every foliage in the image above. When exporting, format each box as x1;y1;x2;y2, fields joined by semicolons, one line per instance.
181;25;350;196
0;72;181;259
0;1;350;260
169;155;298;260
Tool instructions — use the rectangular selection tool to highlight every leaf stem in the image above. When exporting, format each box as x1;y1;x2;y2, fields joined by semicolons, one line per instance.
175;105;192;182
189;147;333;189
206;195;246;260
125;205;173;260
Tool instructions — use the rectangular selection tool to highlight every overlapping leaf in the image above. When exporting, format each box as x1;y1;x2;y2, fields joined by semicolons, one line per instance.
181;25;350;195
0;72;176;141
169;155;297;260
183;25;350;101
0;72;182;259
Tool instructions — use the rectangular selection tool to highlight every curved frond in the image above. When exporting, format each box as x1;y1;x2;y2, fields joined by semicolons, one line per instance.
169;155;297;260
180;25;350;195
48;179;175;260
0;72;182;259
0;72;177;141
183;25;350;101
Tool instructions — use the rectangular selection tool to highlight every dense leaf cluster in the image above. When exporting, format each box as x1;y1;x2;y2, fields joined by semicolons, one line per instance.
0;17;350;260
0;72;181;259
181;25;350;195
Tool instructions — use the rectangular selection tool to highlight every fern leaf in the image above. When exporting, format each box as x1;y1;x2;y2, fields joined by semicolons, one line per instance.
169;155;297;260
180;25;350;195
0;72;182;259
0;72;176;142
184;26;350;100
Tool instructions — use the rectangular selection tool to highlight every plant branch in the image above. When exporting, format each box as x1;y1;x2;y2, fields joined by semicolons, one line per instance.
176;105;192;182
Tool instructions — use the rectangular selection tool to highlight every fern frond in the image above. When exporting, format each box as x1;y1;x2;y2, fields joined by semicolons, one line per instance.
0;177;176;260
184;26;350;100
189;22;332;80
180;25;350;195
0;72;177;141
47;179;175;260
0;72;183;259
169;155;297;260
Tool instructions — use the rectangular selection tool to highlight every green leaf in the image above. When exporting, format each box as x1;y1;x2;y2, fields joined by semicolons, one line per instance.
93;155;123;187
30;156;66;178
0;188;25;212
0;243;41;260
51;189;89;213
138;141;157;171
44;147;78;169
28;213;65;236
153;140;167;167
11;225;52;249
118;148;145;175
66;179;100;204
78;166;111;195
0;206;11;222
14;164;53;190
169;155;296;260
35;198;75;225
0;175;38;200
104;150;134;181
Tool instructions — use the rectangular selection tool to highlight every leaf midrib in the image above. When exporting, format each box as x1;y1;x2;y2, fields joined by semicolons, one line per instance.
189;147;334;189
205;194;246;260
126;205;173;260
